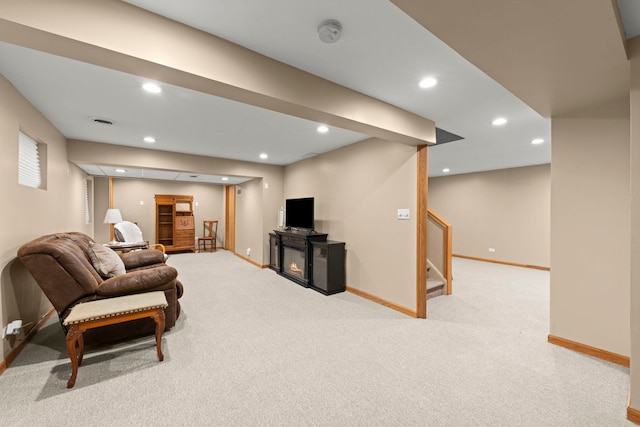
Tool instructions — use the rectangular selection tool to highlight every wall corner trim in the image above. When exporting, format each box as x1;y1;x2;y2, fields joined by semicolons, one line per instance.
416;144;428;319
547;334;629;367
0;308;56;377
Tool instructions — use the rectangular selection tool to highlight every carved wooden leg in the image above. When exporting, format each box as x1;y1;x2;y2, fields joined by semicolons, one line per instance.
152;309;165;362
65;326;84;388
77;330;85;366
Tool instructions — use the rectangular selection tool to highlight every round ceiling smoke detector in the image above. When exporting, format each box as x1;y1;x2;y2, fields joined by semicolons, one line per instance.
318;19;342;43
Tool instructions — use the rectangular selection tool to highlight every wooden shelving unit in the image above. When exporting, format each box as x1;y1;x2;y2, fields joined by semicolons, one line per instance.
155;194;195;253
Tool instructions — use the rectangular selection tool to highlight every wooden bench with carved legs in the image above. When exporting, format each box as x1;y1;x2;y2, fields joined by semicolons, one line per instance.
63;292;168;388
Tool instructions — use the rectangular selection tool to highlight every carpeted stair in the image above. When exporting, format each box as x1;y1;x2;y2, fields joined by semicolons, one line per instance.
427;263;445;299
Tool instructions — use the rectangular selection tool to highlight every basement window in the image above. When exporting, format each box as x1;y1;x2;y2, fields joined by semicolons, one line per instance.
85;179;93;224
18;131;47;189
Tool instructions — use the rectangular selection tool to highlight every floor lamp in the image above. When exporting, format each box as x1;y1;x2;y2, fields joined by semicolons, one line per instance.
103;208;122;244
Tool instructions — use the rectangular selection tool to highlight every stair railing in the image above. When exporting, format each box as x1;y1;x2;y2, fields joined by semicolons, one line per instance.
427;208;453;295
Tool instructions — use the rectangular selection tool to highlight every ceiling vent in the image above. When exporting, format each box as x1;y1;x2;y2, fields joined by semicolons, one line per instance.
318;20;342;43
91;117;114;125
435;127;465;145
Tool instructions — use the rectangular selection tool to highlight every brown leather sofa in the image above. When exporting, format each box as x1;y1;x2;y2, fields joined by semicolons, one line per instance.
17;232;184;345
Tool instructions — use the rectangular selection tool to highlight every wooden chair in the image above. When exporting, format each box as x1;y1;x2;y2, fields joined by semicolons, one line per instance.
197;220;218;252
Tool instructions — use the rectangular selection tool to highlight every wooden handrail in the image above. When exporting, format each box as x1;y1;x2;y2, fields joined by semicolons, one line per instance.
427;208;453;295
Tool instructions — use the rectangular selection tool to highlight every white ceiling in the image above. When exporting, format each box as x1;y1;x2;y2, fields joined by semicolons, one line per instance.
0;0;637;182
619;0;640;39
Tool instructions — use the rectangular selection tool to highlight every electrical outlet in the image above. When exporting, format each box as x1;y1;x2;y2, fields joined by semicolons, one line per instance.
3;320;22;338
488;248;496;253
397;209;410;220
246;248;251;257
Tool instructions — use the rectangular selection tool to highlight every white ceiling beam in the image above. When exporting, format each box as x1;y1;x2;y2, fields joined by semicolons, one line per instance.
0;0;435;145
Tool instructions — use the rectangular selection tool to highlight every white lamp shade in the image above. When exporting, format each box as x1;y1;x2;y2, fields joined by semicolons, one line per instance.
103;208;123;224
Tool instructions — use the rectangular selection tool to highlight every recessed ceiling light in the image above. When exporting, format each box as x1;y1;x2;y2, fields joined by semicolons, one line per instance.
259;153;268;160
221;177;229;181
143;136;156;143
419;77;438;89
492;117;507;126
317;125;329;133
531;138;545;145
115;168;126;173
142;82;162;94
442;168;450;173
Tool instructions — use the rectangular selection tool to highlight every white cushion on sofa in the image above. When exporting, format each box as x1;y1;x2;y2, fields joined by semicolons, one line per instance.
114;221;144;243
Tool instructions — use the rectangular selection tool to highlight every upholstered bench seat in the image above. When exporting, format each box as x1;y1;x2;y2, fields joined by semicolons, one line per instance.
63;291;168;388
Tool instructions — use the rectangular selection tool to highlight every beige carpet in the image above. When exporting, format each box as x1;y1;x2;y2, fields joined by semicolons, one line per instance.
0;251;633;426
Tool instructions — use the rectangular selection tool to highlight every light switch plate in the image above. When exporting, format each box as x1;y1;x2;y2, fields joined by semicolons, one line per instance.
397;209;410;220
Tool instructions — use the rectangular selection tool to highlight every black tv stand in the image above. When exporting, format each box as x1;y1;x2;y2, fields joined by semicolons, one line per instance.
269;229;345;295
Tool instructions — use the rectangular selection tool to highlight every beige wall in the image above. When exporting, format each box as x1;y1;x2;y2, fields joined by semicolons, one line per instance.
629;35;640;410
427;218;446;278
0;75;91;361
235;179;266;264
97;178;226;249
550;99;630;357
93;177;110;243
261;174;285;265
429;164;550;267
284;138;418;312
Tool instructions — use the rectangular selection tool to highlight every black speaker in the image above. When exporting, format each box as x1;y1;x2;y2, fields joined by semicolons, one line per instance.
311;241;345;295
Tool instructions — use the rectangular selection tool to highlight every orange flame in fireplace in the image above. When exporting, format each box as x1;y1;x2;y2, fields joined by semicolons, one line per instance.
289;262;303;276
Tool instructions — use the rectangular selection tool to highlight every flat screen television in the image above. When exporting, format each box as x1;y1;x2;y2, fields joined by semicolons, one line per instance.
285;197;314;230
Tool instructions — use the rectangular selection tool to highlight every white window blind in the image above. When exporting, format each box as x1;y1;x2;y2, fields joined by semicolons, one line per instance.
85;180;90;224
18;132;42;189
84;179;93;224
